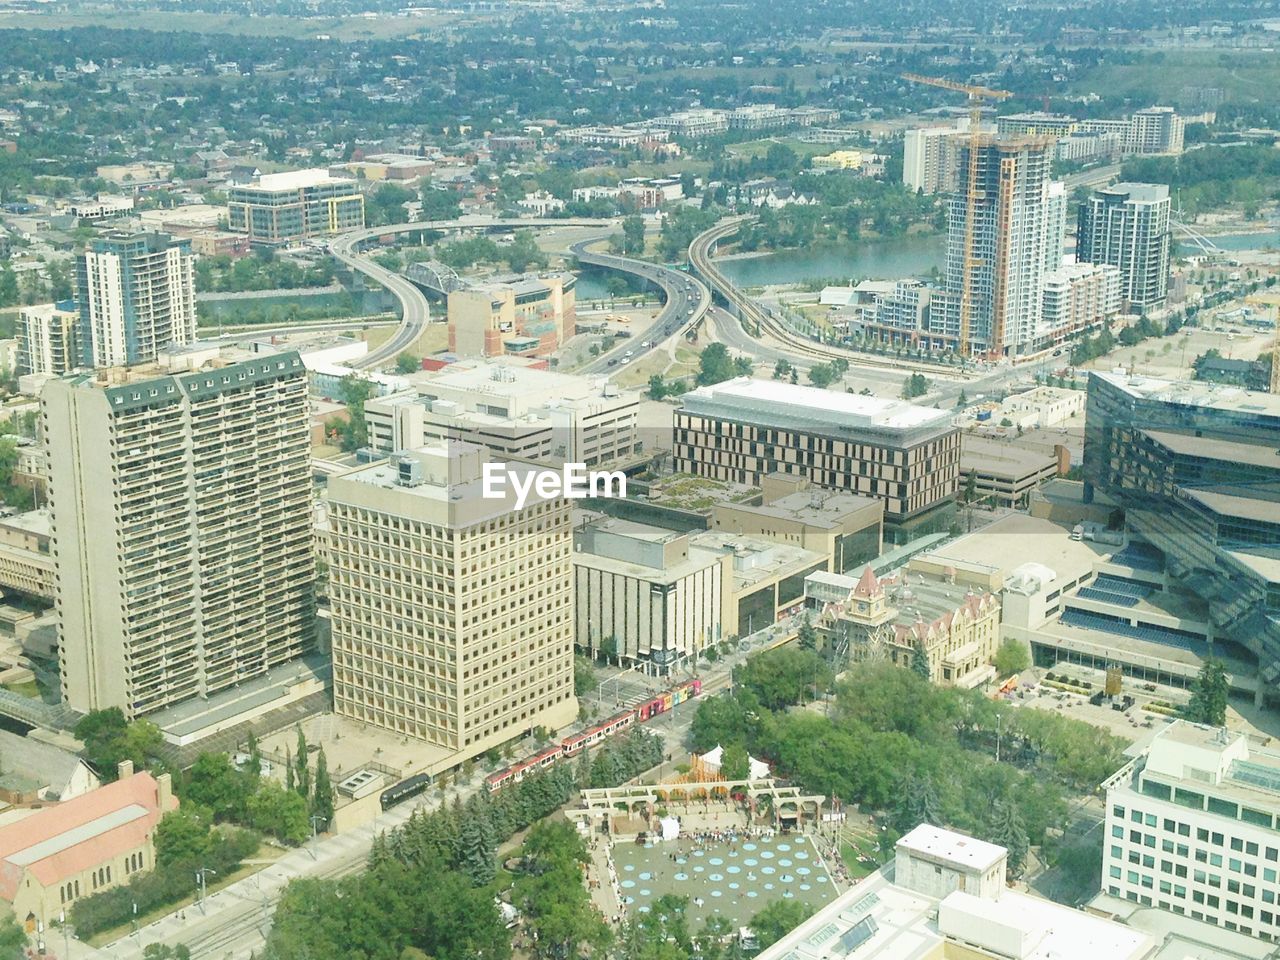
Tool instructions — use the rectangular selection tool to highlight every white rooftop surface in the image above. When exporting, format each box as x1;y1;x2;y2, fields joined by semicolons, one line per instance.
920;514;1111;584
1095;370;1280;417
898;823;1005;872
252;168;354;191
411;359;610;402
761;869;1153;960
6;804;148;867
682;377;953;433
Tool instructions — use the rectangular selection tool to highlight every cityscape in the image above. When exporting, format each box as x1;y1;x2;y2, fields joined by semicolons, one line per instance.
1;1;1280;959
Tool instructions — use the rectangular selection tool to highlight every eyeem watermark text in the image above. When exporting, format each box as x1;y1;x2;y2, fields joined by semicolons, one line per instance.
482;463;627;509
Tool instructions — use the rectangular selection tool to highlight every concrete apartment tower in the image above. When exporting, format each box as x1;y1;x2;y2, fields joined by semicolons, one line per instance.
326;443;577;760
42;351;315;718
75;232;197;368
1076;183;1171;310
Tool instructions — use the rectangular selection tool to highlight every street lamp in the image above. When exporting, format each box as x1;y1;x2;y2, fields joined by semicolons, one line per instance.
196;866;217;915
309;815;325;859
59;910;72;960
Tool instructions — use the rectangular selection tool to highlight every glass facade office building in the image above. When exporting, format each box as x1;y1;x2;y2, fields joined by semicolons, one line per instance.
1084;371;1280;706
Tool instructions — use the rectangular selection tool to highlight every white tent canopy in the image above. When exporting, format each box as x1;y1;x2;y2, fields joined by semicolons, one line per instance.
699;744;770;780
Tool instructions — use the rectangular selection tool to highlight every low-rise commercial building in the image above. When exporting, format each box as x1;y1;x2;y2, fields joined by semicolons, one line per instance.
959;436;1060;509
447;273;575;358
227;169;364;244
709;473;883;575
365;358;639;467
0;730;99;804
1102;720;1280;941
0;765;177;936
674;377;959;523
758;823;1154;960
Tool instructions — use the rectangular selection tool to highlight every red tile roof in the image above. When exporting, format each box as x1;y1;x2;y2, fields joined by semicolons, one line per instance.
0;772;177;901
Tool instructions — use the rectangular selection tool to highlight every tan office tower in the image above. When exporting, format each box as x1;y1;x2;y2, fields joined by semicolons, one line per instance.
326;444;577;758
42;351;315;718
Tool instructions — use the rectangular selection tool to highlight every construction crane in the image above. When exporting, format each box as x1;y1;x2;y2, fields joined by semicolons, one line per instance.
902;73;1012;358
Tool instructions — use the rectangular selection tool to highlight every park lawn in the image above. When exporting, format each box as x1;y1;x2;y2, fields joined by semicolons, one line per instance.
614;351;671;389
725;137;836;161
87;843;286;948
1071;48;1280;104
839;833;883;880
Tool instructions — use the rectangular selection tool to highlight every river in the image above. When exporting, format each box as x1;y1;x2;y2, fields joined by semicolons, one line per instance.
716;235;945;287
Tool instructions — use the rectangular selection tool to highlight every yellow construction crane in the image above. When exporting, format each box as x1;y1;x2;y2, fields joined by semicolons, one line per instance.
902;73;1012;358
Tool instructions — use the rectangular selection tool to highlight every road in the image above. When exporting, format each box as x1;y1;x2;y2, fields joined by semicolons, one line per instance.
570;238;712;375
327;217;613;370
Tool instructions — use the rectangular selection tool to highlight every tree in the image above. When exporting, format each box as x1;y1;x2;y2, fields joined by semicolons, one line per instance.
247;782;310;845
420;187;461;221
293;725;311;800
955;389;969;407
621;215;646;255
1185;657;1229;727
328;375;377;452
0;912;24;960
506;230;547;273
910;640;932;681
901;373;930;399
720;743;750;782
514;821;611;960
750;899;814;948
963;470;978;504
182;752;254;823
736;647;834;710
395;353;421;374
453;810;497;886
992;639;1030;678
312;748;335;830
155;807;214;867
988;799;1029;877
73;708;163;781
142;945;192;960
893;775;943;834
574;655;599;698
648;374;669;399
797;615;817;651
696;342;739;386
807;362;836;388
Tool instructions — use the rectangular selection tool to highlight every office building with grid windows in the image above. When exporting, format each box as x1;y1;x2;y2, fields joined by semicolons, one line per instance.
226;169;364;244
673;377;959;523
325;443;577;758
1102;720;1280;941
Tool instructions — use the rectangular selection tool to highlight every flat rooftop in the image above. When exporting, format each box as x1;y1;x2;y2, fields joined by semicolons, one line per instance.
1095;370;1280;419
689;531;824;591
1181;483;1280;525
1143;428;1280;471
249;168;355;191
723;487;882;529
760;865;1152;960
960;436;1057;479
678;377;955;442
921;514;1110;585
1091;893;1274;960
898;823;1004;871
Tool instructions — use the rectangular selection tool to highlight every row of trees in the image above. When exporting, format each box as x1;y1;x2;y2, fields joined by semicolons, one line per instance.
263;729;664;957
193;252;335;293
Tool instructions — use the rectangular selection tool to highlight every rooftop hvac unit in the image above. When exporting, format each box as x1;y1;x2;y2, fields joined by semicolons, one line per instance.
396;457;425;487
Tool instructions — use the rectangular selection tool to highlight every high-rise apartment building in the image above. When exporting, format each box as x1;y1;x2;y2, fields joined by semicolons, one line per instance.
937;137;1055;355
1102;720;1280;940
673;377;960;523
75;232;197;368
1126;107;1185;155
42;350;315;717
902;125;966;195
226;169;365;244
1083;371;1280;707
326;444;577;756
18;301;79;376
1077;183;1171;310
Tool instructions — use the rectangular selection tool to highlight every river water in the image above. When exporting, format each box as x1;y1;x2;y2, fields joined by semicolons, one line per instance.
716;236;945;287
